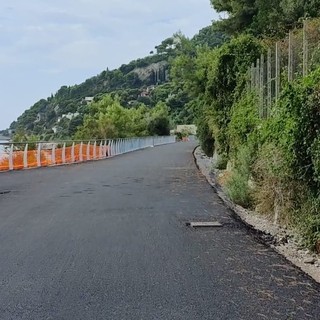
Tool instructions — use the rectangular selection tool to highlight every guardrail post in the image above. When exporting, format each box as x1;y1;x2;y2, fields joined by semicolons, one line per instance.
93;141;97;159
116;140;119;155
52;144;56;165
92;141;97;160
79;142;83;162
37;143;41;167
87;141;90;161
71;142;75;163
24;144;28;169
104;140;108;157
9;144;14;171
62;143;66;164
109;140;112;157
100;141;103;159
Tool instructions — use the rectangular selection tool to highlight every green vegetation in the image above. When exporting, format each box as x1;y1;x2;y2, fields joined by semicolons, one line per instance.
8;0;320;250
9;45;173;140
9;30;226;142
169;1;320;250
75;96;171;139
210;0;320;36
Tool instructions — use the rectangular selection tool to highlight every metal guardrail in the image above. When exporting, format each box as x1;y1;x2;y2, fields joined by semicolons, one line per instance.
0;136;176;172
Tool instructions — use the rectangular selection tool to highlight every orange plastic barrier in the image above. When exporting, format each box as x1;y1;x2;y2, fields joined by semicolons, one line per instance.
0;156;9;171
0;144;110;172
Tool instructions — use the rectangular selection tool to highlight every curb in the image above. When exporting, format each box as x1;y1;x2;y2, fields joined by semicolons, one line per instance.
193;146;320;284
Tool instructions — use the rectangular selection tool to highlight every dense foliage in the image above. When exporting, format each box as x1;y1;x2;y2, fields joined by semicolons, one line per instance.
169;2;320;250
74;96;171;139
210;0;320;36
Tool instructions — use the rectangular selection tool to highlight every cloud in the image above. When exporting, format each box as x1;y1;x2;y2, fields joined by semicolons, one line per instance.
0;0;219;128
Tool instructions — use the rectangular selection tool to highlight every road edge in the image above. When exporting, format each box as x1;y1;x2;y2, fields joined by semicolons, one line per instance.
193;146;320;284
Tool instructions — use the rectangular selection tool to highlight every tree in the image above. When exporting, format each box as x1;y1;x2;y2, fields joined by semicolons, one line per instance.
192;24;229;48
210;0;258;35
148;102;171;136
210;0;320;37
74;95;158;139
68;115;84;136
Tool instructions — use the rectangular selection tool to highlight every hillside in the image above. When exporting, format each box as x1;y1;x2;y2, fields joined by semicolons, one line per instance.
9;27;226;140
10;55;169;140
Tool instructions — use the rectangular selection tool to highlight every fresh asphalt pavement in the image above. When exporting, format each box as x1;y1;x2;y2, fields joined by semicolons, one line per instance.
0;142;319;320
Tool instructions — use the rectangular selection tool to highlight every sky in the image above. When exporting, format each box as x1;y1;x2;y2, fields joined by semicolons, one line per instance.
0;0;219;130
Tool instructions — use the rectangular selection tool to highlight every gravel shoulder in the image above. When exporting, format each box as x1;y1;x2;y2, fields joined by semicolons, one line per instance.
194;146;320;284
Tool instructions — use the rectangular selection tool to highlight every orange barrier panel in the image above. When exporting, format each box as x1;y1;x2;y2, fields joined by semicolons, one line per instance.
0;155;9;171
0;143;109;172
25;150;39;169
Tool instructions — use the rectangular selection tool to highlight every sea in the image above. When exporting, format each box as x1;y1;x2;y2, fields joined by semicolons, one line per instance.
0;140;8;156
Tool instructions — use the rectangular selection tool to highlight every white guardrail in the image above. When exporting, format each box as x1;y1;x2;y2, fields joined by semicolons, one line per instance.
0;136;176;172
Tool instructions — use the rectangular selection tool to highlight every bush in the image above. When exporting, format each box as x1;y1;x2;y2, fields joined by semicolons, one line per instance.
225;145;254;208
175;132;183;140
215;153;228;170
196;120;215;157
252;143;299;223
294;196;320;251
148;117;170;136
261;70;320;193
228;91;260;156
226;170;251;207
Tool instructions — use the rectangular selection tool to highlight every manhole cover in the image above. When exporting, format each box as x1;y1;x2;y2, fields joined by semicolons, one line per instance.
186;221;223;228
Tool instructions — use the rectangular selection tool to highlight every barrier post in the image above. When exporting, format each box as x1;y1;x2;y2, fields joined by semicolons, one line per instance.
110;140;114;156
87;142;90;161
9;144;13;171
93;141;97;159
79;142;83;162
24;144;28;169
104;140;108;157
71;142;75;163
52;144;56;165
100;141;103;159
62;143;66;164
37;143;41;167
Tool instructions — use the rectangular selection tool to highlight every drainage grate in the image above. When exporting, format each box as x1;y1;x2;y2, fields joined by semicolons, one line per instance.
186;221;223;228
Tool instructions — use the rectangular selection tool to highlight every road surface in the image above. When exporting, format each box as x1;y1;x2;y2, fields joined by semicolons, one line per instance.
0;142;319;319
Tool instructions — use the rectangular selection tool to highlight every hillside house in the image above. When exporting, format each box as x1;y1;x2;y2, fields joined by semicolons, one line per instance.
84;97;94;104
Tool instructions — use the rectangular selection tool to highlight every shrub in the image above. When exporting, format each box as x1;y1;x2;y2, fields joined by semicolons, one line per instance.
252;143;300;223
262;70;320;193
225;145;254;208
196;120;215;157
294;196;320;251
228;91;260;157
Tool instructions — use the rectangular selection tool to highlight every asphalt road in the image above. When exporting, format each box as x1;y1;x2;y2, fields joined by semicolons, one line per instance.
0;142;319;320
